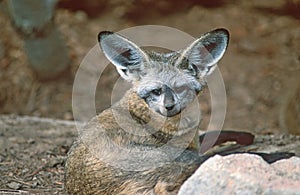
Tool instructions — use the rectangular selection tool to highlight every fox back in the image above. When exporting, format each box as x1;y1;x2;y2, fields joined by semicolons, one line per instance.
65;28;229;195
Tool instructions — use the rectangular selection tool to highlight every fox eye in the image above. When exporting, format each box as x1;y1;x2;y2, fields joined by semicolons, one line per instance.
151;88;162;96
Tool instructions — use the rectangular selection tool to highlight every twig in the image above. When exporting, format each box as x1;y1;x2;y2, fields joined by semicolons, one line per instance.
0;189;29;194
10;178;32;187
24;165;47;178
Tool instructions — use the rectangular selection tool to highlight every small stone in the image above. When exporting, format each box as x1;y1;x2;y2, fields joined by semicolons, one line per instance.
22;168;29;174
31;181;38;188
48;158;63;168
27;138;35;144
7;181;22;190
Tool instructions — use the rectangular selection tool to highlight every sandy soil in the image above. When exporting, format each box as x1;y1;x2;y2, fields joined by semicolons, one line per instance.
0;0;299;194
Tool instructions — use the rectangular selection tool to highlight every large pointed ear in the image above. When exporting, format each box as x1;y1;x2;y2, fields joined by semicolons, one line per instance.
98;31;149;81
177;28;229;77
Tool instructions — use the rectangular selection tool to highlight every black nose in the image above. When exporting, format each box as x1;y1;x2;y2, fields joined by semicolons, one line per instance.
165;104;174;111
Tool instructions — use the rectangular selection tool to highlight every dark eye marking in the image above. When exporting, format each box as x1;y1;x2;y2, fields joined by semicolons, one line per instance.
151;88;162;96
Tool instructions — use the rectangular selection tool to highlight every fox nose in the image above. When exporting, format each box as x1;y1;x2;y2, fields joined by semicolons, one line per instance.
163;85;175;111
165;104;174;111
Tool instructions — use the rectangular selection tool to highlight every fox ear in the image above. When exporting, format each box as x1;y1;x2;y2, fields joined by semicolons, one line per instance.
179;28;229;77
98;31;149;81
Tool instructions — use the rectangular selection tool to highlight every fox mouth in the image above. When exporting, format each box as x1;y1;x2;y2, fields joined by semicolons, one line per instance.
165;110;181;117
157;107;182;117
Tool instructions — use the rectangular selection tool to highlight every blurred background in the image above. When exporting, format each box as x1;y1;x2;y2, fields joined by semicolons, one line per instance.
0;0;299;134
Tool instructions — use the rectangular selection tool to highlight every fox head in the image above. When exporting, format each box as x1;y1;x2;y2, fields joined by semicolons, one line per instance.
98;29;229;117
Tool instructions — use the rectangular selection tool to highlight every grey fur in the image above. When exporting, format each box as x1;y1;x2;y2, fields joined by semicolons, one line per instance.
99;29;229;117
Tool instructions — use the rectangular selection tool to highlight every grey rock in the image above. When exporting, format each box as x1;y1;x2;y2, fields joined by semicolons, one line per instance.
7;181;22;190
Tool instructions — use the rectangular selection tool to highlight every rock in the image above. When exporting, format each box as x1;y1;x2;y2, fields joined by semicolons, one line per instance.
179;154;300;195
7;181;22;190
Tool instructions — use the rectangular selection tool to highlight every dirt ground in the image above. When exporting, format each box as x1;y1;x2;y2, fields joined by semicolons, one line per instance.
0;115;299;194
0;0;299;194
